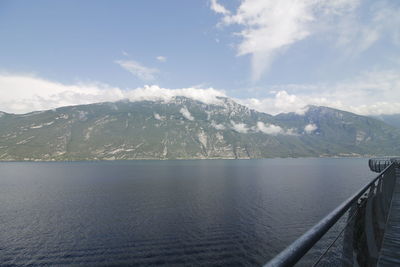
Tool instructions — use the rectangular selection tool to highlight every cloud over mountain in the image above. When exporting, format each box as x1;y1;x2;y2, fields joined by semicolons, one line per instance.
236;70;400;115
1;71;400;116
0;73;226;114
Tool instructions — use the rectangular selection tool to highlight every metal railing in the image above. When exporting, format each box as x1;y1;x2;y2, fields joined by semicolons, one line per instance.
264;161;398;267
368;157;400;173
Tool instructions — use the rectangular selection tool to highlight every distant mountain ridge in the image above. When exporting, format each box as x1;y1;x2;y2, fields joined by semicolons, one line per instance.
0;97;399;161
373;114;400;129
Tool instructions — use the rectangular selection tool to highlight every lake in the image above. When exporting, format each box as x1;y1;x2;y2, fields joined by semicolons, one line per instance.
0;158;375;266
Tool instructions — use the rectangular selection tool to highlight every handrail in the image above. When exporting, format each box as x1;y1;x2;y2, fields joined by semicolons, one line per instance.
264;163;395;267
369;158;392;173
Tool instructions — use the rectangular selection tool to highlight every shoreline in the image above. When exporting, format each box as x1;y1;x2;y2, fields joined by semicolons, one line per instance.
0;155;388;163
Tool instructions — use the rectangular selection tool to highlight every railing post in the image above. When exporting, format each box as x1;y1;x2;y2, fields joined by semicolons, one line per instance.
364;183;378;261
375;178;386;230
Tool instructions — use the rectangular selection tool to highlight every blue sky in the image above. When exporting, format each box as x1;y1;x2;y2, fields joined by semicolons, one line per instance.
0;0;399;115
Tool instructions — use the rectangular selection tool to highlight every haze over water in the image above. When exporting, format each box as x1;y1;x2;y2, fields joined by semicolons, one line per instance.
0;158;374;266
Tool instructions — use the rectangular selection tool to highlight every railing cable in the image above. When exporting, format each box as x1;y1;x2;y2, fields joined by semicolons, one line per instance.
311;196;366;267
264;163;395;267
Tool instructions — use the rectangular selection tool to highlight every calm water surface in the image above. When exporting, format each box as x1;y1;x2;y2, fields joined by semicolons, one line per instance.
0;158;374;266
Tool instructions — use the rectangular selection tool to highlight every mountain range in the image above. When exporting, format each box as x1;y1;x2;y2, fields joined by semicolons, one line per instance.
0;96;399;161
373;114;400;129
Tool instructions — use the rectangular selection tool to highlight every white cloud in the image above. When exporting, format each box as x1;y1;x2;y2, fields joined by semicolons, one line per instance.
285;128;298;135
257;122;283;135
256;121;296;135
154;113;164;120
0;73;226;114
237;70;400;116
211;120;226;130
115;59;159;81
211;0;400;81
236;91;308;115
211;0;359;80
230;120;248;133
0;73;124;114
304;123;318;134
1;70;400;116
210;0;230;15
124;85;226;106
335;2;400;56
180;106;194;121
156;56;167;62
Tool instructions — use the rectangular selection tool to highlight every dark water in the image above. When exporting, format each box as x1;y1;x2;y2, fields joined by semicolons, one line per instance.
0;158;374;266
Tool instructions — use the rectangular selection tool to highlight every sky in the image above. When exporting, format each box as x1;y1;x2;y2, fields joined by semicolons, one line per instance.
0;0;399;115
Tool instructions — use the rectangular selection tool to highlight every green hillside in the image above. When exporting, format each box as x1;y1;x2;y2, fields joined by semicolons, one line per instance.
0;97;399;161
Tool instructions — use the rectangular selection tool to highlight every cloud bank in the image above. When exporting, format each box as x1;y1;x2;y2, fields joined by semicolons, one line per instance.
1;71;400;116
0;73;226;114
236;70;400;115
